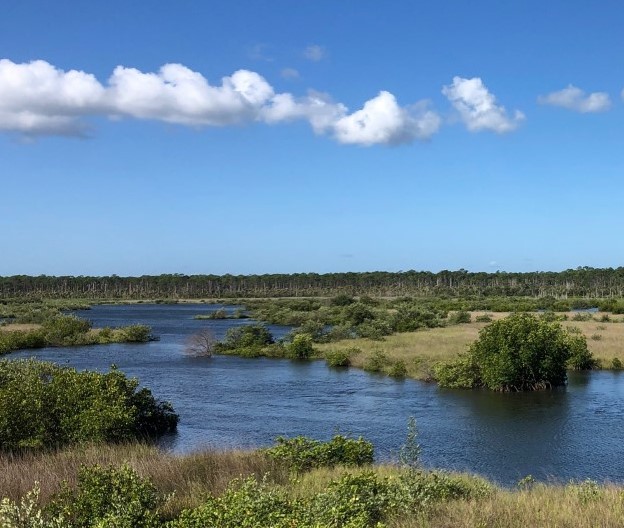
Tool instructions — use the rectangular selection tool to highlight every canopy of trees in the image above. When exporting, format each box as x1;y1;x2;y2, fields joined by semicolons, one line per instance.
3;266;624;299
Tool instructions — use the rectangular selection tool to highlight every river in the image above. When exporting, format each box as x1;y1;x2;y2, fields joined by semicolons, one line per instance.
9;303;624;486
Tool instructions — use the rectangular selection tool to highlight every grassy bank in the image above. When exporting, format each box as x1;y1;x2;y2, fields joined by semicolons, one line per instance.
316;311;624;380
1;443;623;527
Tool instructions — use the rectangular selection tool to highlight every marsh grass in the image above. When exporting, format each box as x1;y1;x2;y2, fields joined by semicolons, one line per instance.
0;443;288;517
318;312;624;380
391;483;624;528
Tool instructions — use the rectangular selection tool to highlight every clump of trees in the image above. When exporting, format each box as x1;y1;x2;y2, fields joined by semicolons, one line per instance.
435;313;596;391
213;324;275;357
0;359;178;451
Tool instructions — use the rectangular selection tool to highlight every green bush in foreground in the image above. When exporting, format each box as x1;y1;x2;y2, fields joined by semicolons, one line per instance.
265;435;374;472
0;360;178;451
436;313;595;391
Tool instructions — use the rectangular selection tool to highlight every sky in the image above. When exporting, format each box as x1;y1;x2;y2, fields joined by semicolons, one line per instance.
2;0;624;276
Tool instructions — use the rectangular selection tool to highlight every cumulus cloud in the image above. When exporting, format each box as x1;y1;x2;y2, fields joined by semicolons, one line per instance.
0;59;105;136
303;45;326;62
538;85;611;113
0;58;440;146
442;76;524;133
332;91;441;146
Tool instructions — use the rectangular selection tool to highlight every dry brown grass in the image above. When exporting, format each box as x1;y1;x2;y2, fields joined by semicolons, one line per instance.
0;443;288;516
317;312;624;380
391;484;624;528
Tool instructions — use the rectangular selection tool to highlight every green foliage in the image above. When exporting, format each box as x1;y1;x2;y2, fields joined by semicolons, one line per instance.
448;311;471;324
0;330;46;354
286;333;314;360
437;314;595;391
42;315;91;346
363;350;388;373
611;357;623;369
475;314;493;323
120;325;153;343
330;294;356;307
390;305;445;333
265;435;374;472
214;324;274;356
434;354;480;389
171;476;293;528
325;347;359;368
0;360;178;451
388;360;407;378
51;464;161;528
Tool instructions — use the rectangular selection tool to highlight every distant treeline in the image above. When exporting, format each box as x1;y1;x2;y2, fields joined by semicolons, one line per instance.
3;267;624;299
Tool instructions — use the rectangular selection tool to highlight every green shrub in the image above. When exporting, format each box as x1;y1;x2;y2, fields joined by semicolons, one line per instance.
363;350;387;373
0;360;178;451
475;314;493;323
121;325;153;343
0;329;46;355
50;464;161;528
265;435;374;472
325;349;352;367
448;311;471;324
388;360;407;378
42;315;91;346
215;325;274;354
171;476;293;528
286;333;314;360
437;314;594;391
611;357;623;370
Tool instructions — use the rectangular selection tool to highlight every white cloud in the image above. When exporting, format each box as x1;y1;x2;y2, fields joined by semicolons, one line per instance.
0;58;440;146
303;45;325;62
280;68;300;80
0;59;105;135
538;85;611;113
332;91;441;146
442;76;524;133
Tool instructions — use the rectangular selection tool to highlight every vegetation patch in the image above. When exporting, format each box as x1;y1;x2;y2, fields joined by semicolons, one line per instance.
0;359;178;451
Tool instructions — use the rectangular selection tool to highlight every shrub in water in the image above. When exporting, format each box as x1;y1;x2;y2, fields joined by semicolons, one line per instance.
0;359;178;451
325;348;352;367
286;333;314;360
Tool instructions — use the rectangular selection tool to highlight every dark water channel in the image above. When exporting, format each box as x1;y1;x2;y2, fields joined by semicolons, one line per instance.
10;304;624;486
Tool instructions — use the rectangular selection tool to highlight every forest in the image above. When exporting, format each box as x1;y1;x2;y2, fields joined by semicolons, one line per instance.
3;266;624;299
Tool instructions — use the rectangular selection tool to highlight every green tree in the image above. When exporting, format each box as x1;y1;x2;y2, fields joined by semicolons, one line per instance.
436;313;594;391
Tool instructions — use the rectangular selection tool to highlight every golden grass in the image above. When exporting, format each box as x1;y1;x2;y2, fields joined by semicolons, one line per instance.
391;483;624;528
0;443;288;516
317;312;624;380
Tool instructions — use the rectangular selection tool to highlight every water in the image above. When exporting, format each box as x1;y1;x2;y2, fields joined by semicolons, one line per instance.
9;304;624;486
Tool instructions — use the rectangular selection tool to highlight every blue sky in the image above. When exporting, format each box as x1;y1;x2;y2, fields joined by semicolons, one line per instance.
2;1;624;276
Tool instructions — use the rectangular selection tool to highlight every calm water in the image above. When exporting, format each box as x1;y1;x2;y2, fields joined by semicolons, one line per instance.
10;304;624;486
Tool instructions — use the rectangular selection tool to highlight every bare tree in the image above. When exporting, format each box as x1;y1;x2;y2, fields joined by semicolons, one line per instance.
186;328;215;357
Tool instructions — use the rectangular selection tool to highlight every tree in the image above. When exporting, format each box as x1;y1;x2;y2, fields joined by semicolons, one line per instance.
185;328;215;357
436;313;594;391
287;333;314;360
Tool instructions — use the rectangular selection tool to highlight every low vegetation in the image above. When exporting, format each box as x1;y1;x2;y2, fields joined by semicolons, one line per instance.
0;359;178;451
0;437;623;528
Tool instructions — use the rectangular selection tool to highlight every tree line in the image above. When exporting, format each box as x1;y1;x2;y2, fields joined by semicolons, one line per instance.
3;266;624;299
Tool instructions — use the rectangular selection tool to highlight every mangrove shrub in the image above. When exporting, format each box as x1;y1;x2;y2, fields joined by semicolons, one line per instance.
0;359;178;450
436;313;595;391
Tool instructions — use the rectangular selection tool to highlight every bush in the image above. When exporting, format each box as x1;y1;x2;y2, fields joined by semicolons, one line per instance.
388;360;407;378
611;357;623;370
475;314;493;323
0;359;178;451
215;325;274;355
42;315;91;346
448;311;471;324
436;314;595;391
363;350;387;373
50;464;162;528
121;325;153;343
286;333;314;360
265;435;374;472
325;348;353;367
